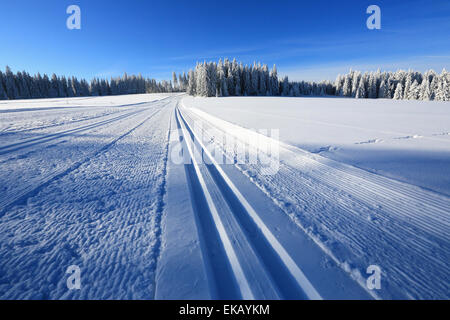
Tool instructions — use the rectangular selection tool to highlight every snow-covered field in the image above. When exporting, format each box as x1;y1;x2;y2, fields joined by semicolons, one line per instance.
181;96;450;299
0;93;448;300
0;94;175;299
183;96;450;196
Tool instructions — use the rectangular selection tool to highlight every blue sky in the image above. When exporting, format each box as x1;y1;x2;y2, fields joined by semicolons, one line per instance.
0;0;449;81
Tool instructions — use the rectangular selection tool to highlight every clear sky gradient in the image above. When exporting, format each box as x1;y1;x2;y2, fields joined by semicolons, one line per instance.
0;0;449;81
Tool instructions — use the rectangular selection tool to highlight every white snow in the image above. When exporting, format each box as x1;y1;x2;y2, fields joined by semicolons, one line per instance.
180;96;450;299
182;96;450;196
0;94;176;299
0;93;171;111
0;93;448;300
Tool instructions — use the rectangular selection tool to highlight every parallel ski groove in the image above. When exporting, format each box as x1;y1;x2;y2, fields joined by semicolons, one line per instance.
0;103;168;217
177;107;322;300
0;107;130;136
176;108;255;300
180;105;450;299
183;107;450;239
0;108;146;155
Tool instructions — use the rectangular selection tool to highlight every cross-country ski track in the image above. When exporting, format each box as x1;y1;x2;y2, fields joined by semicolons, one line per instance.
0;94;448;299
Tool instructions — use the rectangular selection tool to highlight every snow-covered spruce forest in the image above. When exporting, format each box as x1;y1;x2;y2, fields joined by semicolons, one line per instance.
0;66;184;100
186;59;450;101
1;59;449;101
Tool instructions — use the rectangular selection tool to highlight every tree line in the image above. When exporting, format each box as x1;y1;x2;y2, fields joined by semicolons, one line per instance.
335;69;449;101
0;66;182;100
186;58;449;101
1;61;448;101
186;58;334;97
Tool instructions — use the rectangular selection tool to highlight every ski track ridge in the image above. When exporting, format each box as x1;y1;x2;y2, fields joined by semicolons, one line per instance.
180;104;450;299
175;106;322;300
150;105;174;300
0;102;173;155
0;102;168;218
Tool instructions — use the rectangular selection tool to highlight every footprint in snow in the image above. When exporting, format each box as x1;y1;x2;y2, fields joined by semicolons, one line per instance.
355;138;383;145
432;132;449;136
312;145;337;153
394;134;423;140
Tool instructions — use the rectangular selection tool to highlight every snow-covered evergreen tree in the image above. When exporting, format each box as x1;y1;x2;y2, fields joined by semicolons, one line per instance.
420;78;431;101
378;79;387;99
242;65;251;96
172;72;178;91
4;66;19;99
408;80;420;100
270;64;279;96
250;63;258;96
335;74;343;96
206;62;217;97
368;74;377;98
435;69;449;101
342;75;352;97
234;64;241;96
0;71;7;100
351;72;361;97
187;70;196;95
281;76;289;96
355;80;366;99
404;72;412;99
393;83;403;100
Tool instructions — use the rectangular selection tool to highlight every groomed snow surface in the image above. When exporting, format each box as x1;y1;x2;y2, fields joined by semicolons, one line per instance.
0;94;174;299
182;96;450;196
0;94;448;299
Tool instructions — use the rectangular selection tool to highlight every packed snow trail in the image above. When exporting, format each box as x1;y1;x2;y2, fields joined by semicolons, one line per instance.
1;93;448;300
155;105;370;300
0;95;175;299
0;102;146;137
182;96;450;197
0;108;146;155
0;98;171;218
178;102;450;299
176;107;322;299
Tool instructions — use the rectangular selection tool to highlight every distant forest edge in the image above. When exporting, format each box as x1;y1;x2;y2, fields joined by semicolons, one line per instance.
0;66;183;100
186;59;449;101
0;58;449;101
